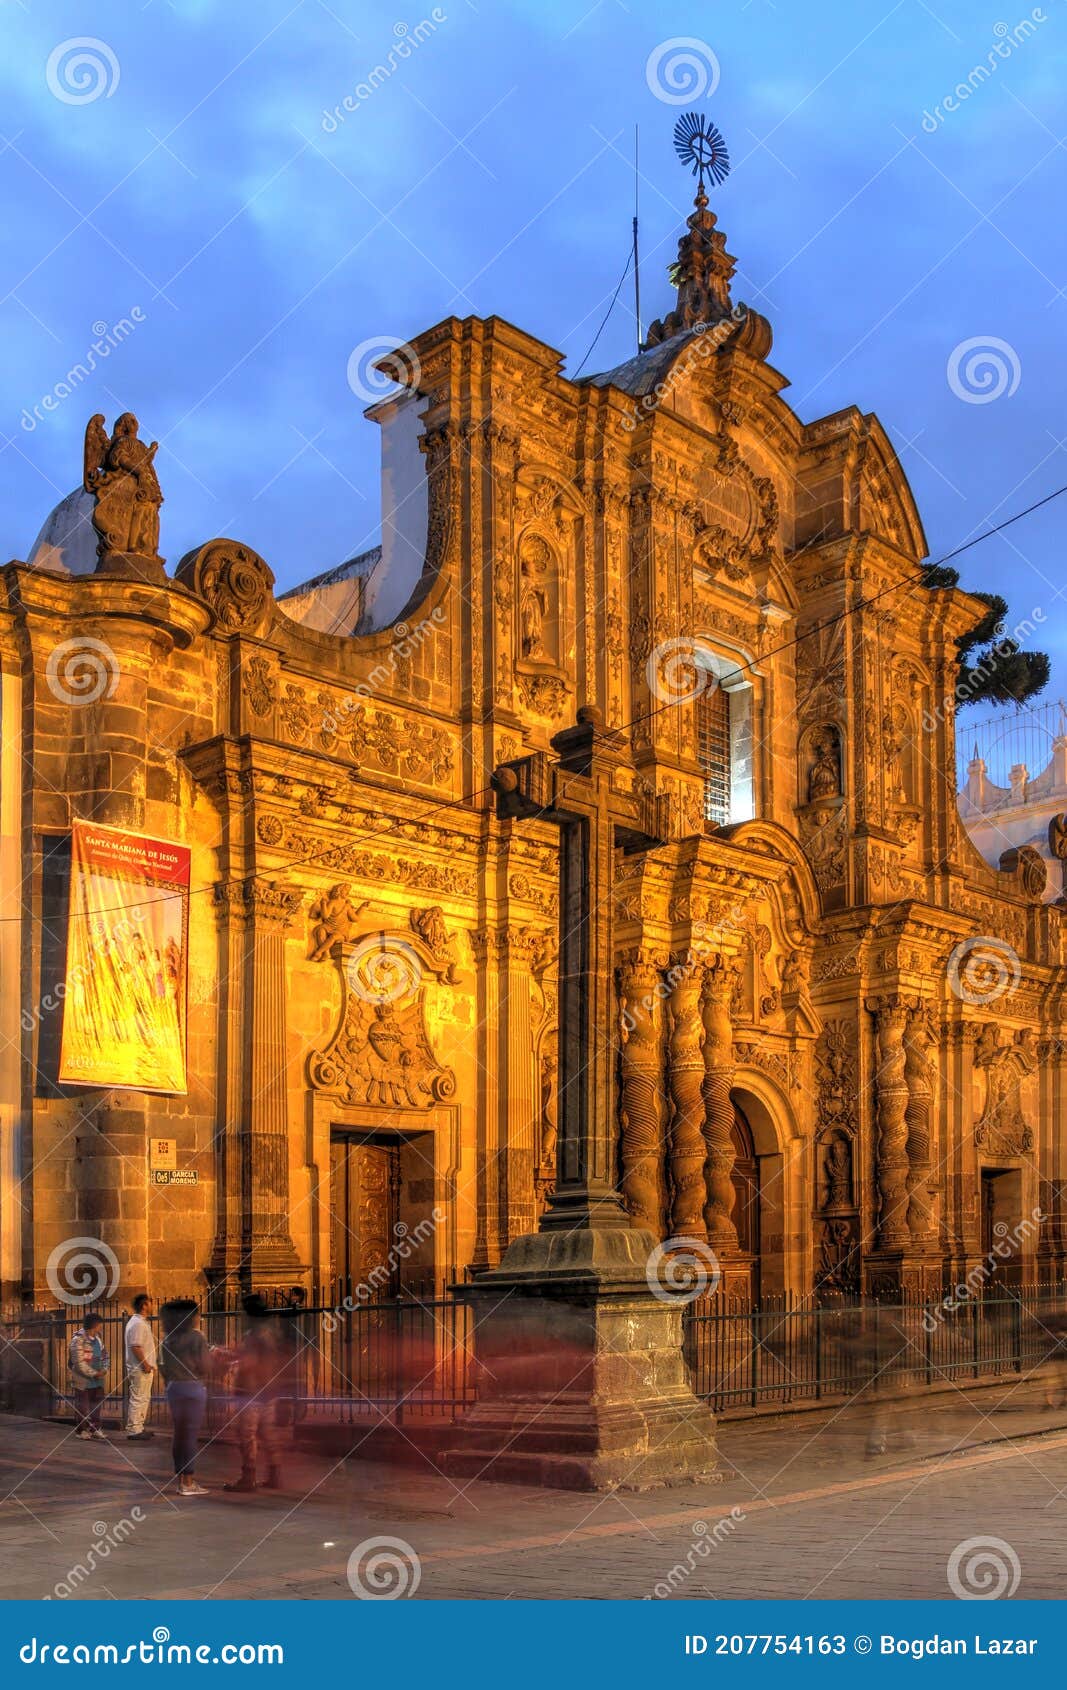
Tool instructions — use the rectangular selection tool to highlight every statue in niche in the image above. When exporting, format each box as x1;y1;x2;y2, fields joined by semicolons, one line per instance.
519;548;551;660
823;1134;852;1212
818;1218;859;1296
973;1025;1037;1154
883;705;910;806
83;411;164;565
807;726;842;802
539;1046;558;1169
308;884;368;960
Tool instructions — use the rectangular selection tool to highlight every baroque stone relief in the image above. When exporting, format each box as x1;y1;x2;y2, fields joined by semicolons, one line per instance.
176;538;275;635
973;1024;1038;1154
307;927;459;1109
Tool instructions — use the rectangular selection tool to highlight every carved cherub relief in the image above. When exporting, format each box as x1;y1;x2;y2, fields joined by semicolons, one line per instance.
308;885;368;960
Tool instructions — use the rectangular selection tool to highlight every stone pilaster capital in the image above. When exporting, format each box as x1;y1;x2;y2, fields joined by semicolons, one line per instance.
214;875;302;930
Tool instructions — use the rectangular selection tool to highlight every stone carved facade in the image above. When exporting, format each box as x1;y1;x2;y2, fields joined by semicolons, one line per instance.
3;177;1066;1311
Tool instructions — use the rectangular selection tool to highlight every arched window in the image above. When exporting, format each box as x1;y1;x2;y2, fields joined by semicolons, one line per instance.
696;648;755;826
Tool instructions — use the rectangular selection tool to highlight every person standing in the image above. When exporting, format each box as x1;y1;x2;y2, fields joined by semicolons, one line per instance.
159;1300;213;1497
68;1313;109;1441
124;1294;156;1440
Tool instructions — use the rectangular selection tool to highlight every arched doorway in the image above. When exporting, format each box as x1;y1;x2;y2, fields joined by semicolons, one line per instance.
727;1083;794;1302
730;1103;761;1304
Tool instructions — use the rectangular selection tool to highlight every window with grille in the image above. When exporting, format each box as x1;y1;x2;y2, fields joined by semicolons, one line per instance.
698;684;732;826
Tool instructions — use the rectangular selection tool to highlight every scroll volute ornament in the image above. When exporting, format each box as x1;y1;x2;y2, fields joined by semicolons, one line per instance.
998;843;1048;903
176;538;276;637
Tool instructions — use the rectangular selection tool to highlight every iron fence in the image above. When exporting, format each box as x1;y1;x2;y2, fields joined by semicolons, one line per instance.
0;1283;475;1431
3;1282;1066;1432
957;697;1067;790
682;1285;1067;1413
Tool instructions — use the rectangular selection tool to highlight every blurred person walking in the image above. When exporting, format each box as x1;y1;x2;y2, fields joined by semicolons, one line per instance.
68;1312;109;1441
224;1294;285;1493
124;1293;156;1440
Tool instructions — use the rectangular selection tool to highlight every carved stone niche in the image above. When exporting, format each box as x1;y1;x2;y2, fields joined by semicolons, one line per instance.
513;528;570;718
307;926;459;1110
175;538;276;637
817;1129;854;1214
800;722;843;805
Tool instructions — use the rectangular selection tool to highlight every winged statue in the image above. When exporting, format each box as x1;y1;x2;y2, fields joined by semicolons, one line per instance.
83;412;163;567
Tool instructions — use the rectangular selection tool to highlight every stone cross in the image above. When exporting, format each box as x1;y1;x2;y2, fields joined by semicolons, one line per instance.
491;706;668;1235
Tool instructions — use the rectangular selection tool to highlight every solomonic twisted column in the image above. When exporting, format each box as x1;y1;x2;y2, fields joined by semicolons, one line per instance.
903;1006;936;1241
870;1001;911;1248
700;956;739;1249
667;955;707;1240
617;953;667;1237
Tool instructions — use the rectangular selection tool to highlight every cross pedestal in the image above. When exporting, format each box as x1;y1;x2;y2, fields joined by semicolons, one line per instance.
445;709;718;1491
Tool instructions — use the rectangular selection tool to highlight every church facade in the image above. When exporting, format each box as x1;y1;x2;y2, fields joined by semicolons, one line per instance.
3;183;1066;1312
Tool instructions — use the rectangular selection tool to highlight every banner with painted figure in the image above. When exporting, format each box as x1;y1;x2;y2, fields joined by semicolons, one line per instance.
58;821;191;1093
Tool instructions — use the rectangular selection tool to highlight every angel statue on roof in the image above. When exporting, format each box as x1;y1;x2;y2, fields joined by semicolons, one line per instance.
83;412;164;568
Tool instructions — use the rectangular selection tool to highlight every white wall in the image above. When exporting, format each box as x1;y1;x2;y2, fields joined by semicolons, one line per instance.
363;392;429;632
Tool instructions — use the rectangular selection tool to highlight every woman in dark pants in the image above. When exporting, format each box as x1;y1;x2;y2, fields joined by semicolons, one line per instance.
159;1300;214;1497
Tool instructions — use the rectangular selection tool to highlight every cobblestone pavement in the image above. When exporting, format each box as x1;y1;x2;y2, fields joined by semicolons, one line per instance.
3;1379;1066;1601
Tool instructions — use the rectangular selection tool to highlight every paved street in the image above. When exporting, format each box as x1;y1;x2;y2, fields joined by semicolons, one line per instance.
2;1379;1067;1601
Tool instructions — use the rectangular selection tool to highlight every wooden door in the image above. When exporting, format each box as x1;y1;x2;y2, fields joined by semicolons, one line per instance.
329;1136;400;1294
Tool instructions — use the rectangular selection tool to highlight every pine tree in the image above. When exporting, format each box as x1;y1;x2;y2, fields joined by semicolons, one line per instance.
922;564;1049;709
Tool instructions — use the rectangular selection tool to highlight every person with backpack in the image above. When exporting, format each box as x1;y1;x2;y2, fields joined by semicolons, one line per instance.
68;1313;109;1441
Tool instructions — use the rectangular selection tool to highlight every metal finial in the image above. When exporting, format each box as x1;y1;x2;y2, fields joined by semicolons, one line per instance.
673;112;730;192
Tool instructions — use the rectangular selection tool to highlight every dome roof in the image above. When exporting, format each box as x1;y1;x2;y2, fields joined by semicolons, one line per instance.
26;487;98;575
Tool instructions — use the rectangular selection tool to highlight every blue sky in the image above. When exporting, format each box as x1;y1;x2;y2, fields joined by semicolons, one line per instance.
1;0;1066;704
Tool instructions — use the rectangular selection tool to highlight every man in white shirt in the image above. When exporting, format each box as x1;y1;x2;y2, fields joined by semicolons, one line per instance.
124;1293;157;1439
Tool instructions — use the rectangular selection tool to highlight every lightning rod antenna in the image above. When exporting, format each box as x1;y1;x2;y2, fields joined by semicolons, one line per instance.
632;125;642;354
